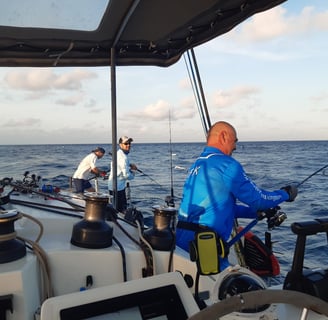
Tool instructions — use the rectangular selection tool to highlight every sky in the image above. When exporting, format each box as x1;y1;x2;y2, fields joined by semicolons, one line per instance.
0;0;327;145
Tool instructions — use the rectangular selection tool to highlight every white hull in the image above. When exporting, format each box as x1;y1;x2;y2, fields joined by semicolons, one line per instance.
1;188;328;320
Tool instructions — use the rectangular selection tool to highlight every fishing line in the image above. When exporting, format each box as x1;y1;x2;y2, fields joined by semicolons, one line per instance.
108;151;165;189
135;168;164;188
296;164;328;188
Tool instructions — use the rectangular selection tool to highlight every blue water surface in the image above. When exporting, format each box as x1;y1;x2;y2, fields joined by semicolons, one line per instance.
1;140;328;279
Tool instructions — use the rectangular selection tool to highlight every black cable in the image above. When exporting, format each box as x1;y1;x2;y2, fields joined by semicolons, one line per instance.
112;218;154;276
9;199;83;218
113;235;127;282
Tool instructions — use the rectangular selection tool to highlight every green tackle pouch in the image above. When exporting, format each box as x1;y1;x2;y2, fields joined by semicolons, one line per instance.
189;230;221;275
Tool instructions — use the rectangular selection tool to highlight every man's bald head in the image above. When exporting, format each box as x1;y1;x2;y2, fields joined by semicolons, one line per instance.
207;121;238;155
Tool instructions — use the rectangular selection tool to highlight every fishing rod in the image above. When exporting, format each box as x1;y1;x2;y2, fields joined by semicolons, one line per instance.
2;177;85;211
296;163;328;188
108;151;165;189
229;163;328;250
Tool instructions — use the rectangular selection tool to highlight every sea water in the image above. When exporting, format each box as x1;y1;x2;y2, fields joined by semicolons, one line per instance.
1;141;328;279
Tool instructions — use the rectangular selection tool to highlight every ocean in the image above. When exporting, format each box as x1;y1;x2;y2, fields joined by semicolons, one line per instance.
1;141;328;280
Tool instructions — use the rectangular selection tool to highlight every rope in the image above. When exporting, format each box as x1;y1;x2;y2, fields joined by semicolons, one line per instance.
21;212;44;243
0;232;16;241
18;236;53;301
15;212;53;302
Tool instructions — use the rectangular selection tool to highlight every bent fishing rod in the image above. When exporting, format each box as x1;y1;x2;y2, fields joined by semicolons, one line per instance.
230;163;328;248
296;163;328;188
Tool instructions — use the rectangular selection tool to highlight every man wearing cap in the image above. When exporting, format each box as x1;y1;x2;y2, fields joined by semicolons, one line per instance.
108;136;138;212
72;147;106;193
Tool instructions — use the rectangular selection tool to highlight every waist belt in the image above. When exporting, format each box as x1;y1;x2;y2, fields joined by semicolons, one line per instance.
177;221;212;233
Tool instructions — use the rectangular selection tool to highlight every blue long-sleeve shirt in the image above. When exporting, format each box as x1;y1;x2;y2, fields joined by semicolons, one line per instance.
176;146;289;253
108;148;135;191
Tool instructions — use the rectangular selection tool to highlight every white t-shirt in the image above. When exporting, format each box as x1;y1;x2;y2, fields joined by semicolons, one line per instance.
73;152;97;180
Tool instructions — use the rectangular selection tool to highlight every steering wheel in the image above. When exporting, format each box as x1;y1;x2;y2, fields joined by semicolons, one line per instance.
188;289;328;320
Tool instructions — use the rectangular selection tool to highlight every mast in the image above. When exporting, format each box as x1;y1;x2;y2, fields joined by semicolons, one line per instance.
111;48;118;209
110;0;141;210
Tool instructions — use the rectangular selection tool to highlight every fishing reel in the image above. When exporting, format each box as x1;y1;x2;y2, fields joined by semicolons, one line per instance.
6;172;42;194
259;206;287;230
22;171;41;188
0;177;12;188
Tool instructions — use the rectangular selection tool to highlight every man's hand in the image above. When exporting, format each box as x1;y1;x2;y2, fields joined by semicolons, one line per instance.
130;163;138;171
281;185;298;202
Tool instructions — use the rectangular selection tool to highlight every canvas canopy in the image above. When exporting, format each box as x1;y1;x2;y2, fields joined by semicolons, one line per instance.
0;0;286;67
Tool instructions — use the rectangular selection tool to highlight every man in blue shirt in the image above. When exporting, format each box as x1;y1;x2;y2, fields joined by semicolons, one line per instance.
108;136;138;212
176;121;297;270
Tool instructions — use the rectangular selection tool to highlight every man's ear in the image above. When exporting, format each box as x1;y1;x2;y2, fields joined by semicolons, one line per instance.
220;130;228;143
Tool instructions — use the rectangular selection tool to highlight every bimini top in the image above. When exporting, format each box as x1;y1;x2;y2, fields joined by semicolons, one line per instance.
0;0;286;67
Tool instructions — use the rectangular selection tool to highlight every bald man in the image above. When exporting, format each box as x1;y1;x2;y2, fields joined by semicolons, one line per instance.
176;121;297;270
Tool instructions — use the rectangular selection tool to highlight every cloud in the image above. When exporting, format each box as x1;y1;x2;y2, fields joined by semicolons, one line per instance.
229;6;328;43
211;86;260;108
5;69;56;91
235;6;289;42
122;98;197;122
2;117;41;127
123;100;171;121
310;92;328;105
53;69;97;90
4;68;97;92
178;77;192;90
84;98;97;108
174;97;197;119
291;6;328;34
55;93;84;106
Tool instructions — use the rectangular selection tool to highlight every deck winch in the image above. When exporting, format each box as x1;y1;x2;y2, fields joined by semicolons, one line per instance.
71;192;113;249
0;210;26;263
143;206;177;251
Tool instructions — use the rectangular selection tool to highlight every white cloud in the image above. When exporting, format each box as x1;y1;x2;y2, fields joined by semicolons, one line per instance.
53;69;97;90
123;100;171;121
211;86;260;108
174;98;196;119
84;98;97;108
5;69;55;91
3;117;41;127
178;77;191;90
4;68;97;92
228;6;328;43
56;93;84;106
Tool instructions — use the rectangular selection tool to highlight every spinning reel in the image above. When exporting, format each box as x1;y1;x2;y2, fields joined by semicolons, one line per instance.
259;206;287;230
